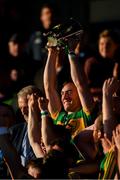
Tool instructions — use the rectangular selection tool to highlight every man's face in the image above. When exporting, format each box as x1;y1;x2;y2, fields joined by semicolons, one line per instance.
99;37;118;59
8;41;19;57
93;118;102;143
18;97;28;122
61;83;81;112
40;7;52;29
10;69;19;81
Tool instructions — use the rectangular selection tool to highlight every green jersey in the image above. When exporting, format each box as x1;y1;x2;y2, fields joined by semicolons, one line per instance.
98;148;117;179
51;108;96;138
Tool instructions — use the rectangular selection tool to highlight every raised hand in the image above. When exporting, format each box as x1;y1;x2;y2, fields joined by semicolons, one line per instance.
27;94;41;121
113;124;120;151
67;37;80;54
38;97;48;111
47;41;60;53
28;94;39;111
103;78;120;97
27;94;44;158
101;134;114;154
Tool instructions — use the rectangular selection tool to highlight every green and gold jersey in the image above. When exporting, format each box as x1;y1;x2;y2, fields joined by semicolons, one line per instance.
98;147;118;179
51;108;97;138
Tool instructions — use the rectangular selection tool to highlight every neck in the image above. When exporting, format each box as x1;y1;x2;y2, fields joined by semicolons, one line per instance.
68;106;82;114
43;22;51;30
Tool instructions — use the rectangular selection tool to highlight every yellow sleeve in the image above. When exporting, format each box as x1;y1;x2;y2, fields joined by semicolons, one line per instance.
51;111;60;120
82;108;91;116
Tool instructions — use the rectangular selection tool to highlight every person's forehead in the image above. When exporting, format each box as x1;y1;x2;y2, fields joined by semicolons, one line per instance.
99;36;113;43
61;83;75;92
18;96;28;105
41;7;51;14
9;41;18;46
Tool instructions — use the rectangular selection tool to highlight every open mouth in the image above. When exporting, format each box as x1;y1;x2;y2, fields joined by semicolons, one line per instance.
63;100;72;105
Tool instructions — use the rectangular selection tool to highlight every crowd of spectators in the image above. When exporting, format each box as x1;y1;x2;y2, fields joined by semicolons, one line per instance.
0;3;120;179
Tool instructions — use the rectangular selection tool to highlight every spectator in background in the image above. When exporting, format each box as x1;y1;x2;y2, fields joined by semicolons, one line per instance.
5;33;33;93
0;64;12;101
0;103;16;178
29;3;59;93
29;3;58;63
98;78;120;179
113;124;120;178
10;85;43;166
84;29;120;101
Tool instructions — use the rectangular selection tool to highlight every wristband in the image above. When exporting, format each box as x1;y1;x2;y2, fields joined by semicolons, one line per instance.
41;110;49;117
68;51;76;56
0;127;9;135
68;51;76;59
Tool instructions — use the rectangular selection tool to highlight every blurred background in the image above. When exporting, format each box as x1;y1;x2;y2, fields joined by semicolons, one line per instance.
0;0;120;113
0;0;120;44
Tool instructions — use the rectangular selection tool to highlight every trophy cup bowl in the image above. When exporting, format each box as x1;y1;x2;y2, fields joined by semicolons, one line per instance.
44;18;84;49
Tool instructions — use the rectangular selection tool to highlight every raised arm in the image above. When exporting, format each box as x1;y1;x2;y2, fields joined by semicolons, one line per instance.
113;125;120;177
28;94;44;158
102;78;119;140
68;40;95;113
113;62;119;79
38;97;58;152
44;48;62;116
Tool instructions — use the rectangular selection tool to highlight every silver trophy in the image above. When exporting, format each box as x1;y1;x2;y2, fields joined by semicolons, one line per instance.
44;18;84;49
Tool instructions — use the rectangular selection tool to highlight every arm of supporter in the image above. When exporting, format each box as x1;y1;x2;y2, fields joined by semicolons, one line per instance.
102;78;119;140
113;62;119;79
68;40;95;114
74;126;94;143
69;160;99;174
38;97;58;152
41;116;56;152
113;125;120;177
74;127;98;160
118;150;120;178
0;134;31;179
44;48;62;117
28;94;44;158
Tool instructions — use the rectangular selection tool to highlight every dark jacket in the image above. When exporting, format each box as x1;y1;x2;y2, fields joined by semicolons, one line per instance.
9;122;35;161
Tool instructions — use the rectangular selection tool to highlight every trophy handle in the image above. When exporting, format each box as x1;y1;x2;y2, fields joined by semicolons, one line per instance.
58;30;84;41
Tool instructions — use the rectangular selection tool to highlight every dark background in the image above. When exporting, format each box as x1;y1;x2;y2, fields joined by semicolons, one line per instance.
0;0;120;45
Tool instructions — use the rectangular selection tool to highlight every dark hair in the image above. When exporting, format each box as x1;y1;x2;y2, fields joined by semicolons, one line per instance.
42;149;68;179
50;125;79;163
9;33;26;44
60;80;74;93
53;125;71;138
26;158;43;170
49;125;70;148
40;3;54;16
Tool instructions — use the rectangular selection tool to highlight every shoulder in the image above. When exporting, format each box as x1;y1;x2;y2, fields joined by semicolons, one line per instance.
85;56;98;64
9;122;27;135
51;111;67;125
